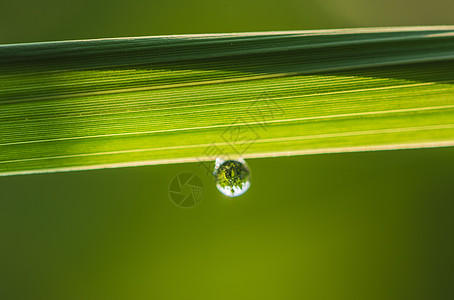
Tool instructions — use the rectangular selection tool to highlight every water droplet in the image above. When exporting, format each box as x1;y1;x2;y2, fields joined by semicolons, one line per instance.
213;158;251;197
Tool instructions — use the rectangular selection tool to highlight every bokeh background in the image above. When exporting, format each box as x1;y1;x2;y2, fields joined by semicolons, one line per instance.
1;1;454;299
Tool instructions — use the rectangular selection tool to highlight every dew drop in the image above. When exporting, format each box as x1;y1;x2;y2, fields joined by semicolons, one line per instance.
213;158;251;197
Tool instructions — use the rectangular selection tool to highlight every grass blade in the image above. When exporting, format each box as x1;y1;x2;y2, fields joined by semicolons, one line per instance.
1;26;454;175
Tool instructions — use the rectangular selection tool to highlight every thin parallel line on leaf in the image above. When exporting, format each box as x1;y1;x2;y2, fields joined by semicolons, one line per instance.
4;26;453;50
0;74;365;109
0;76;404;115
18;84;447;125
1;80;449;125
0;73;305;104
1;80;439;121
247;124;454;144
2;28;453;78
3;26;453;48
1;123;454;165
2;140;454;176
71;82;452;118
0;35;447;80
4;54;454;105
1;90;450;136
4;82;452;137
4;64;451;115
2;102;454;146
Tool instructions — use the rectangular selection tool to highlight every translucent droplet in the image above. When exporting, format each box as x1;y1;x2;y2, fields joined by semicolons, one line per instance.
213;158;251;197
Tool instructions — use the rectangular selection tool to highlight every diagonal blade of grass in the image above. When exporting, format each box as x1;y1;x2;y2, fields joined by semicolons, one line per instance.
1;26;454;176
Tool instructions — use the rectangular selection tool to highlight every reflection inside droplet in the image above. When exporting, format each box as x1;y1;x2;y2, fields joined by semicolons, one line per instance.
213;158;251;197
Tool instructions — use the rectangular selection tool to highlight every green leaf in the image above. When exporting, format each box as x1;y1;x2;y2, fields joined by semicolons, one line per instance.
1;26;454;176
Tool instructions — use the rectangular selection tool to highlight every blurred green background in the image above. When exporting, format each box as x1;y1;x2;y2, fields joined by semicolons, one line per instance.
1;0;454;43
1;1;454;299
